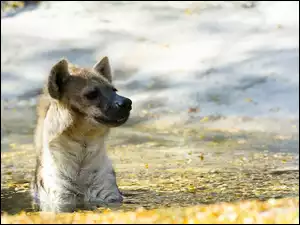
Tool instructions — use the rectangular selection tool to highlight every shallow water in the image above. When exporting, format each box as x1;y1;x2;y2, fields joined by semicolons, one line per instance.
1;110;299;214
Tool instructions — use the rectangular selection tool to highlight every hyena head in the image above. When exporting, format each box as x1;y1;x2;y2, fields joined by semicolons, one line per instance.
47;57;132;127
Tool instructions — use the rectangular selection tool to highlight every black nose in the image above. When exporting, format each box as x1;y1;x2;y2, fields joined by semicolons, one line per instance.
116;98;132;110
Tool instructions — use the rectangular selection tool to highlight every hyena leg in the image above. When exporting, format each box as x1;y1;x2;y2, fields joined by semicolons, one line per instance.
85;188;123;210
85;170;123;209
31;182;40;211
39;189;78;213
31;176;78;212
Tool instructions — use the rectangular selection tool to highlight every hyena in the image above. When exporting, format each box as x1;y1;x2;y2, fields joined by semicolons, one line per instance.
31;57;132;212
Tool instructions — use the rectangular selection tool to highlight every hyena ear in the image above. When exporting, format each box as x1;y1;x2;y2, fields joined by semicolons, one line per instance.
93;56;112;83
48;59;70;100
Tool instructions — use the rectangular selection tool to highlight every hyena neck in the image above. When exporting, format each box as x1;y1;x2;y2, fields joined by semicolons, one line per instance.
43;100;73;143
41;100;110;175
44;100;110;144
41;101;111;180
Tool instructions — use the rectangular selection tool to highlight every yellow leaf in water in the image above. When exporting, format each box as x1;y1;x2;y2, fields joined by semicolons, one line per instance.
199;153;204;161
200;117;209;122
103;208;111;214
9;143;16;149
11;1;24;8
188;184;196;193
23;183;30;188
145;163;149;169
184;8;192;15
7;182;16;188
244;98;253;103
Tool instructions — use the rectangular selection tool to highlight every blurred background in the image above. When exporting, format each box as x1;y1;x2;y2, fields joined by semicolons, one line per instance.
1;1;299;215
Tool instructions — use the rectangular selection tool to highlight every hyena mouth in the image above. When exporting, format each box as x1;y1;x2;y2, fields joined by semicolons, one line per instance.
117;117;128;123
95;115;129;126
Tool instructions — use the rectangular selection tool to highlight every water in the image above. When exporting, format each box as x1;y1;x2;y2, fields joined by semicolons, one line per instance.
1;1;299;214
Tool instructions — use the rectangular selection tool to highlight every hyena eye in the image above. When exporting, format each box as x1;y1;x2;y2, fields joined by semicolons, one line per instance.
85;89;99;100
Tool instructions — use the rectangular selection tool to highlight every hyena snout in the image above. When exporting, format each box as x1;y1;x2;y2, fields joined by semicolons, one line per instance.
98;93;132;127
114;95;132;111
